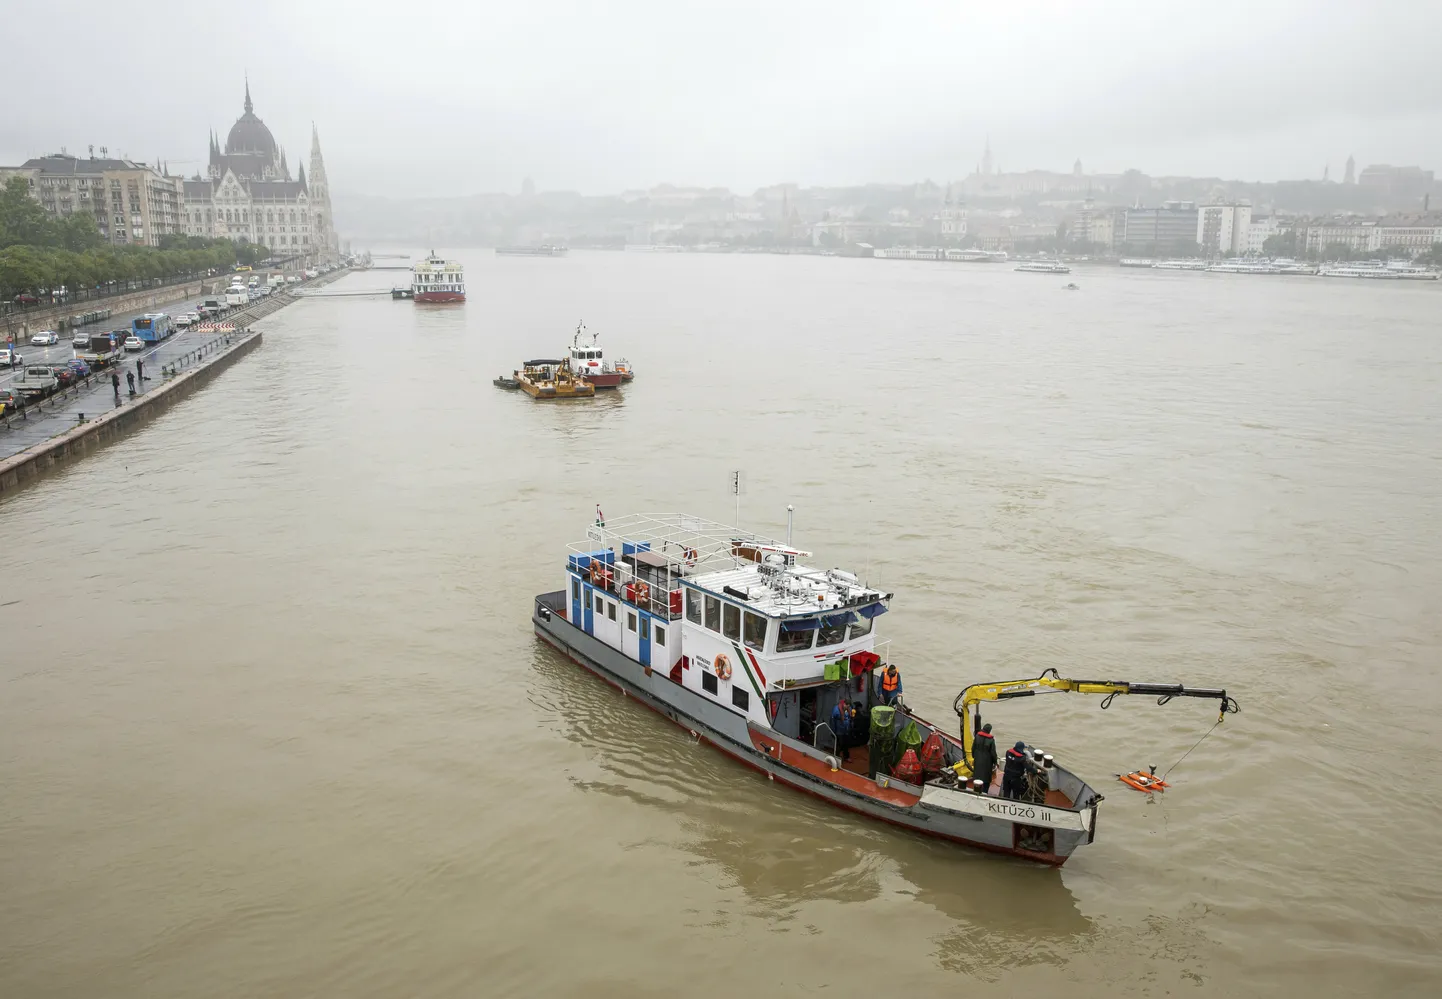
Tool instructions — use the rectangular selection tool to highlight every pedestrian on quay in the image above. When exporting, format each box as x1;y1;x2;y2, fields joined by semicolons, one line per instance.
136;359;146;382
125;370;135;396
111;370;120;400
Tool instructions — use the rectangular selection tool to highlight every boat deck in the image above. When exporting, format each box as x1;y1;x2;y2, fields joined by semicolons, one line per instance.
835;745;1074;806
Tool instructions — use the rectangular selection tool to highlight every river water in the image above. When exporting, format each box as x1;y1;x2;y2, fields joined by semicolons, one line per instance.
2;253;1439;997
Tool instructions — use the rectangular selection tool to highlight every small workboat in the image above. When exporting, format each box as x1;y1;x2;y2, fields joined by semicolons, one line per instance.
565;322;632;389
1062;282;1080;291
493;374;521;390
516;359;595;399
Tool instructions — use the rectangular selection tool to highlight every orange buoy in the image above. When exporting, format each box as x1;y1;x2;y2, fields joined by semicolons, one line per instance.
1118;770;1170;793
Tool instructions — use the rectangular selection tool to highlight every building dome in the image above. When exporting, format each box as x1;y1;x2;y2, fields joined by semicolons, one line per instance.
224;82;277;159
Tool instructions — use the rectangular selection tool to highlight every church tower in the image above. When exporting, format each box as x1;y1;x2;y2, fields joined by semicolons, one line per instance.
308;123;336;258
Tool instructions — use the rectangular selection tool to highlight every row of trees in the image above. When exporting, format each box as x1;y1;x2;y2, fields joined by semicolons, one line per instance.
0;177;266;301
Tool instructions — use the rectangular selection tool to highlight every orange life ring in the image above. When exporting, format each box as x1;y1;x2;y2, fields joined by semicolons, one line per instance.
684;547;698;567
714;654;733;681
634;582;651;604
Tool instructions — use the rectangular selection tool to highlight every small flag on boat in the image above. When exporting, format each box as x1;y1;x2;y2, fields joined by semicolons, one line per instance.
596;505;605;527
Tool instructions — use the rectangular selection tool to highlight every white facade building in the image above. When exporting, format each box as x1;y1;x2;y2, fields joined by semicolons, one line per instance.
1197;202;1252;256
180;82;337;263
1246;216;1279;255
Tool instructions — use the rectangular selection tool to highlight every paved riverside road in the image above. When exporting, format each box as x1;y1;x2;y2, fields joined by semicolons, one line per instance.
0;324;258;461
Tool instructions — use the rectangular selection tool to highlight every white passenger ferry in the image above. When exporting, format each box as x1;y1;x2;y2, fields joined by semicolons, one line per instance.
1015;260;1071;273
1317;261;1439;280
411;252;466;302
532;512;1237;865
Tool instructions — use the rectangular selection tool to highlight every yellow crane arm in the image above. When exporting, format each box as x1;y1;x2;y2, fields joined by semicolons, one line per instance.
951;667;1239;774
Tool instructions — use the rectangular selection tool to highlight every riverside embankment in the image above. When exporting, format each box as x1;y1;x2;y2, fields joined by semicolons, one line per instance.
0;267;349;497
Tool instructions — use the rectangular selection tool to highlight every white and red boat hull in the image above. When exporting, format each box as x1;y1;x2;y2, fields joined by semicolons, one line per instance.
414;290;466;304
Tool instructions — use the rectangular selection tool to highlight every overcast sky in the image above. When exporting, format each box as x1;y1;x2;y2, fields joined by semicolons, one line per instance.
4;1;1440;198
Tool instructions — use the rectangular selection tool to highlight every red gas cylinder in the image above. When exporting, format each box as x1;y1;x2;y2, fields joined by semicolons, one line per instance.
893;748;922;785
919;732;946;779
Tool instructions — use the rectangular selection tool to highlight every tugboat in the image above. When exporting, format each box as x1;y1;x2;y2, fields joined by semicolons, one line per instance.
533;511;1239;865
516;359;595;399
565;322;632;389
411;252;465;303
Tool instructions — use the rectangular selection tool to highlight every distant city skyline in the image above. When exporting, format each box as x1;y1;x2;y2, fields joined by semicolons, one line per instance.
4;1;1440;198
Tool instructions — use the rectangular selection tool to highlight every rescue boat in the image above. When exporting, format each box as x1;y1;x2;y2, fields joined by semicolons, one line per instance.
532;512;1240;864
565;322;632;389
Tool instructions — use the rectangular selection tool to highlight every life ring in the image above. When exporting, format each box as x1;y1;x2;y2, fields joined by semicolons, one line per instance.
633;582;650;604
714;654;733;681
684;547;698;567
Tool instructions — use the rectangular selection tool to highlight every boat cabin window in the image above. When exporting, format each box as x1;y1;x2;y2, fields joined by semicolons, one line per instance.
607;602;617;622
817;616;848;647
686;589;702;624
572;579;580;600
722;604;740;640
732;688;749;711
777;624;814;652
704;595;721;632
743;612;766;650
594;594;604;614
640;618;649;640
655;624;666;647
702;671;718;695
627;611;637;632
848;616;872;640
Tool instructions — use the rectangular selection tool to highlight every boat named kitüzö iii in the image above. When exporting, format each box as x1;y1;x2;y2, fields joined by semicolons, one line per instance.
533;512;1238;865
411;252;465;303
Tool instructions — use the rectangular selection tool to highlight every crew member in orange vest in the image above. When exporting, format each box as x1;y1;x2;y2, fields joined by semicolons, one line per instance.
878;664;903;706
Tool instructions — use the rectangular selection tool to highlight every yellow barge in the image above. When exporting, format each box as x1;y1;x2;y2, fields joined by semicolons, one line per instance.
517;359;596;399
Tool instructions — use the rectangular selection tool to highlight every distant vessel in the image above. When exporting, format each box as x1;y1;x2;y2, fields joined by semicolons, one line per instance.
1206;259;1318;276
1151;259;1208;271
1118;258;1155;268
496;245;568;257
872;247;1009;263
624;244;686;253
1317;261;1439;280
1015;260;1071;274
412;253;465;303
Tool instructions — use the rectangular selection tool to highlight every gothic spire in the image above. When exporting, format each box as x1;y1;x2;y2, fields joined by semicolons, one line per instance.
298;163;307;190
244;74;253;114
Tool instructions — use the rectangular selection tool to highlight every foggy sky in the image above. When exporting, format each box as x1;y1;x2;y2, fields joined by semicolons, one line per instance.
4;0;1440;198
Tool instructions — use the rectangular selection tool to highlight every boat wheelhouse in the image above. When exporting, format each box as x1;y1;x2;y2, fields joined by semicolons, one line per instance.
532;513;1110;865
411;253;466;303
565;323;632;389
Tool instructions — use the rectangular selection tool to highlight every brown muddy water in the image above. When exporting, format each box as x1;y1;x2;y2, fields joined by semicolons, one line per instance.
2;253;1439;997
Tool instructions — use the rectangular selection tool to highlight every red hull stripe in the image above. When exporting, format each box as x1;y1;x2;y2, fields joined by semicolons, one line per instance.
533;625;1068;866
743;647;767;688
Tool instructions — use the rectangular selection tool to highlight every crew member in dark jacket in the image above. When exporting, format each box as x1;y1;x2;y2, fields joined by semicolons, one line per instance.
830;699;853;760
971;722;999;794
1001;741;1032;800
852;701;870;745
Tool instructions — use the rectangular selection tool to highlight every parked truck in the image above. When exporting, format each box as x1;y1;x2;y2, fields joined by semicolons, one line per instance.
15;365;60;399
78;330;121;367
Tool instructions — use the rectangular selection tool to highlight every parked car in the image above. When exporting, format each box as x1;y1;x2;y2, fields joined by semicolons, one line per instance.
52;365;77;388
30;330;60;346
67;358;91;377
0;347;21;368
13;293;38;306
72;332;91;348
123;335;144;352
0;388;22;415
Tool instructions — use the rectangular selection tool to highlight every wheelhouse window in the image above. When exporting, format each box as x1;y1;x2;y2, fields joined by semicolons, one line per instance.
722;603;740;641
848;616;873;640
655;624;667;647
702;671;718;695
704;595;721;632
817;614;849;647
686;588;702;624
732;687;749;711
777;621;814;652
743;612;767;650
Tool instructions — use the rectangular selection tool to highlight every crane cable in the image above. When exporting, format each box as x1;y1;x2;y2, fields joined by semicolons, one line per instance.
1162;696;1240;778
1163;717;1223;779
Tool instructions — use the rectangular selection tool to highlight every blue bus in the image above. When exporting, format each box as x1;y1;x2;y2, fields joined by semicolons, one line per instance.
132;313;173;344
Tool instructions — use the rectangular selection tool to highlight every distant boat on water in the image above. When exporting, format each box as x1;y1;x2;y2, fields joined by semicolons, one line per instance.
496;245;569;256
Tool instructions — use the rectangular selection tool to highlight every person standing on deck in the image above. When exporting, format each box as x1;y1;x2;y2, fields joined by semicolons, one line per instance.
971;722;999;794
830;697;853;760
1001;741;1032;799
878;664;903;706
851;701;870;747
